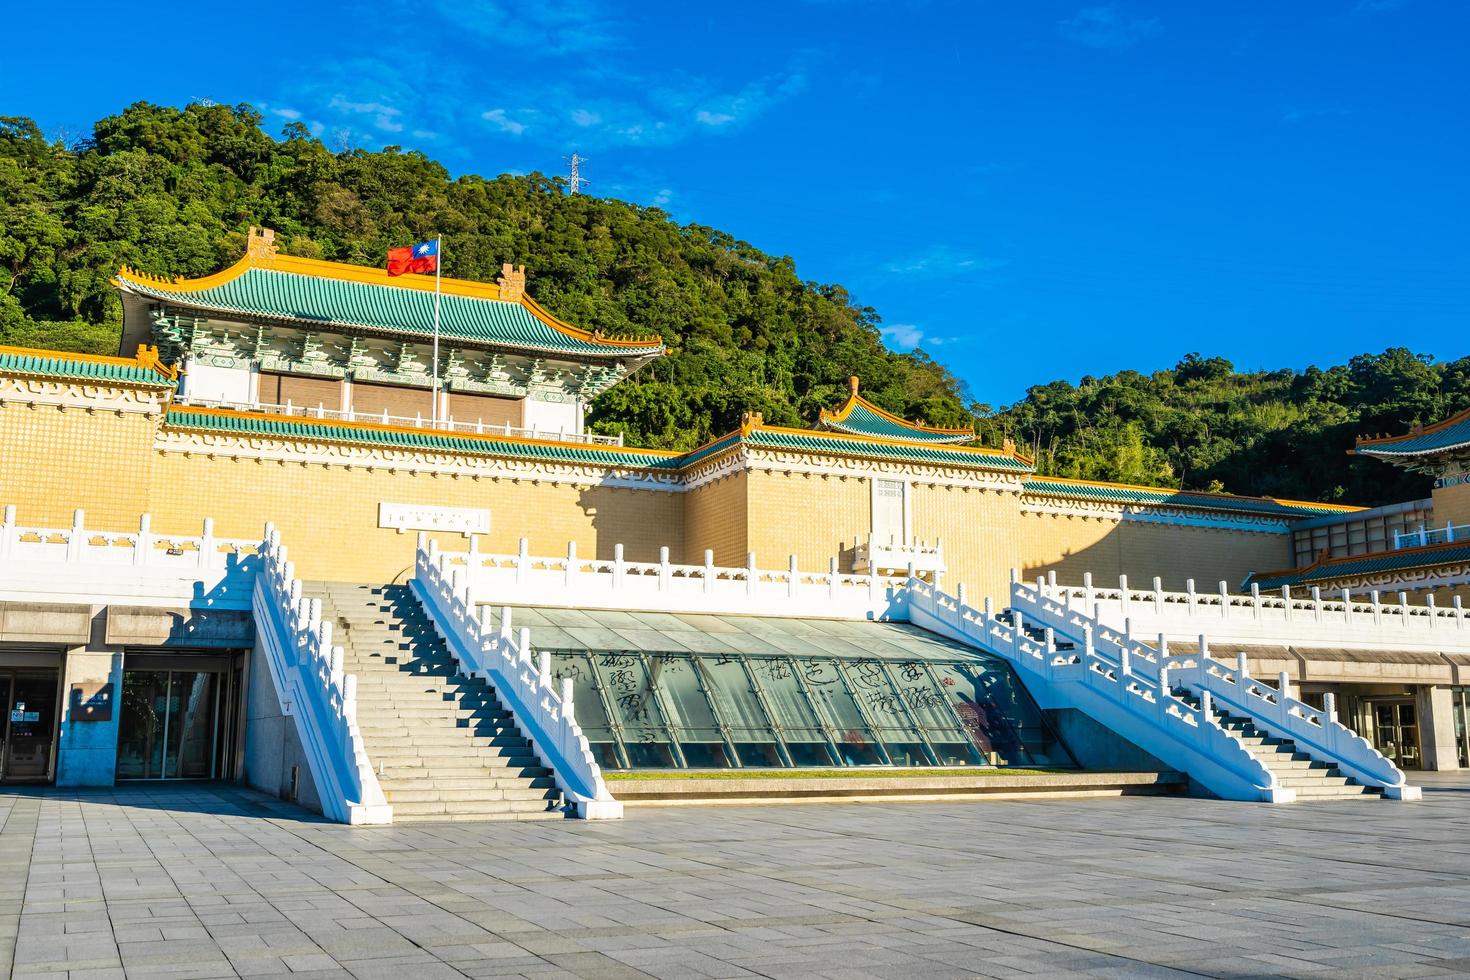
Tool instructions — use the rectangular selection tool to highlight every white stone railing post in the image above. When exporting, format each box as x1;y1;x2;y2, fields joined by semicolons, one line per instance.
613;543;626;589
705;549;717;594
67;508;85;562
0;505;15;562
564;540;577;588
134;513;153;567
517;537;530;585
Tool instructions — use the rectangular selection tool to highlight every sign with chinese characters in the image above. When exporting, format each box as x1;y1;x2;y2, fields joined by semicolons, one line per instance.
378;502;490;536
69;682;114;722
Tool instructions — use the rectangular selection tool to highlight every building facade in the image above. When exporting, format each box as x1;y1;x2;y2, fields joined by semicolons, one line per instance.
1;234;1466;801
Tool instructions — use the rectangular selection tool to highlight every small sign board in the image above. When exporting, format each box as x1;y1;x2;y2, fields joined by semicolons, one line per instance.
69;682;114;723
378;502;490;536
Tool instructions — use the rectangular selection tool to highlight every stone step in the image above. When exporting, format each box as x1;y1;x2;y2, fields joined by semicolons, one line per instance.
356;722;523;740
383;786;559;803
362;733;531;752
379;774;557;791
377;757;544;777
387;798;557;817
369;744;532;763
392;809;566;823
1292;784;1378;798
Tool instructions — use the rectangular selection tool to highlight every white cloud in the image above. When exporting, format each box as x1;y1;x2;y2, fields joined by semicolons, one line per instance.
328;96;405;133
884;246;1006;280
1058;5;1161;49
696;110;736;126
881;324;926;349
481;108;528;135
571;108;601;127
651;188;674;206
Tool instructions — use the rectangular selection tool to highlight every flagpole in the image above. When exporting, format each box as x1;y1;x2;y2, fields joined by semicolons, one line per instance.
431;236;442;428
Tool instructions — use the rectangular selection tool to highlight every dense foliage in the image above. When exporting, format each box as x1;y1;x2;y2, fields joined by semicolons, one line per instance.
989;350;1470;506
2;102;1463;506
0;102;970;452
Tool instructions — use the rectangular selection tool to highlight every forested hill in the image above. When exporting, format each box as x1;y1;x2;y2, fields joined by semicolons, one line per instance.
1;102;1464;507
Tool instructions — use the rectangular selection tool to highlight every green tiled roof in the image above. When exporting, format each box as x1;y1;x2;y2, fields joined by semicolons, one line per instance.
1356;411;1470;459
1022;478;1351;518
749;429;1030;470
117;267;665;359
1247;542;1470;590
165;410;683;469
0;348;175;387
821;399;974;444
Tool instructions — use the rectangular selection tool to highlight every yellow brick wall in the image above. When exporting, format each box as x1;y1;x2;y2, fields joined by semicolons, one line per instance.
684;471;748;566
1433;482;1470;529
0;401;155;530
1019;508;1293;591
745;469;870;573
145;452;682;582
911;484;1022;602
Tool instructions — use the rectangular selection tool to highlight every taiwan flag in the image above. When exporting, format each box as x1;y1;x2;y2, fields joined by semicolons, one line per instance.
387;239;439;276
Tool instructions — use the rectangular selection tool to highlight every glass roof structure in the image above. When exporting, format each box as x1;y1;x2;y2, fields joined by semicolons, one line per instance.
490;607;1074;772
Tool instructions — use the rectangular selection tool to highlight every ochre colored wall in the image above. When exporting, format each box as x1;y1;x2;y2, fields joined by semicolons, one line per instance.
684;471;748;566
744;469;870;573
145;451;682;582
0;401;155;530
1433;482;1470;529
1018;509;1293;592
911;484;1022;602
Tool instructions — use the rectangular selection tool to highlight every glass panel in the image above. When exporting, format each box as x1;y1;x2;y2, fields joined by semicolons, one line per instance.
749;657;835;767
169;672;219;779
931;661;1073;767
117;670;168;779
649;654;731;769
4;671;57;781
838;660;930;766
799;658;886;765
698;655;782;767
551;653;621;770
590;652;677;768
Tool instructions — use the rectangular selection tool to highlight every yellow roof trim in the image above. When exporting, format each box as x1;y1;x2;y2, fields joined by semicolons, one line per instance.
116;243;663;350
819;391;976;438
760;421;1028;462
0;343;178;381
1354;405;1470;449
1024;474;1364;513
165;404;687;458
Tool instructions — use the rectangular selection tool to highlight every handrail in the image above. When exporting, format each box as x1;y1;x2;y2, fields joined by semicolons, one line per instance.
1014;574;1417;798
1038;570;1467;633
1395;522;1470;550
172;395;623;446
449;538;907;619
905;576;1284;801
412;536;622;819
253;525;391;824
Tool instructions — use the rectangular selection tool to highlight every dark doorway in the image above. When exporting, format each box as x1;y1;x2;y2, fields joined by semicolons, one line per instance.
2;669;60;782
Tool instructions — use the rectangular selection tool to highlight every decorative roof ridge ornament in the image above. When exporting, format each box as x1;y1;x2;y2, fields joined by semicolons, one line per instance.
816;374;976;444
740;411;765;435
497;263;527;302
246;225;279;262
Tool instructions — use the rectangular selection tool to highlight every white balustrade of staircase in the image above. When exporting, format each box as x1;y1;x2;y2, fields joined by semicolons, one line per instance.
411;537;622;819
252;525;392;824
454;538;906;619
905;576;1289;802
0;506;259;608
1014;574;1418;800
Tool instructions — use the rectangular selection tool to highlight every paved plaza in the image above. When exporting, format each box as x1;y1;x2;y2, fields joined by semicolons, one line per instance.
2;779;1469;980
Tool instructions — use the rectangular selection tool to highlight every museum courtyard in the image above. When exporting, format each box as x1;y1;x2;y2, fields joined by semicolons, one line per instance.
3;781;1469;980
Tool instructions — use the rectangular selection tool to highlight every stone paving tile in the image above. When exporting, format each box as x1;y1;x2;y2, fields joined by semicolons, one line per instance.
4;779;1470;978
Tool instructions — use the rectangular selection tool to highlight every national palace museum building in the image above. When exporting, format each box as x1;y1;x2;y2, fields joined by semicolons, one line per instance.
0;226;1467;817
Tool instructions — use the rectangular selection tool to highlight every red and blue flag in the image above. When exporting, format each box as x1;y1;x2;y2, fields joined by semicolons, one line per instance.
387;239;439;276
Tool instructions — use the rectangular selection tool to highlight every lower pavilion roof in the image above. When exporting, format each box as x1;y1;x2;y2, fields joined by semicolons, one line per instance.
1354;407;1470;472
816;378;976;444
1246;540;1470;591
1022;476;1361;520
0;345;176;388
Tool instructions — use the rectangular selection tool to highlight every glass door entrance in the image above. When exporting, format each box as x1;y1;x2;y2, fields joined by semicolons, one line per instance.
2;669;60;783
117;668;229;780
1364;699;1421;770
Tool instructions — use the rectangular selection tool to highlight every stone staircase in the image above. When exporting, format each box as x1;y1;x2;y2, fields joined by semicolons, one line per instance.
1173;690;1381;800
302;581;564;822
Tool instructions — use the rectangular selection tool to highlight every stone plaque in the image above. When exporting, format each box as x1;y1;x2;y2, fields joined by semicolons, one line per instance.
378;502;490;536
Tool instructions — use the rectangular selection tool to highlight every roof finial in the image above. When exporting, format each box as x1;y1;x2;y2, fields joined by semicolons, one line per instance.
246;226;277;261
848;375;860;398
498;263;527;302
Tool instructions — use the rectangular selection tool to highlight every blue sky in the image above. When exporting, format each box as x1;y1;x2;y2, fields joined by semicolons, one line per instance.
5;0;1467;405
